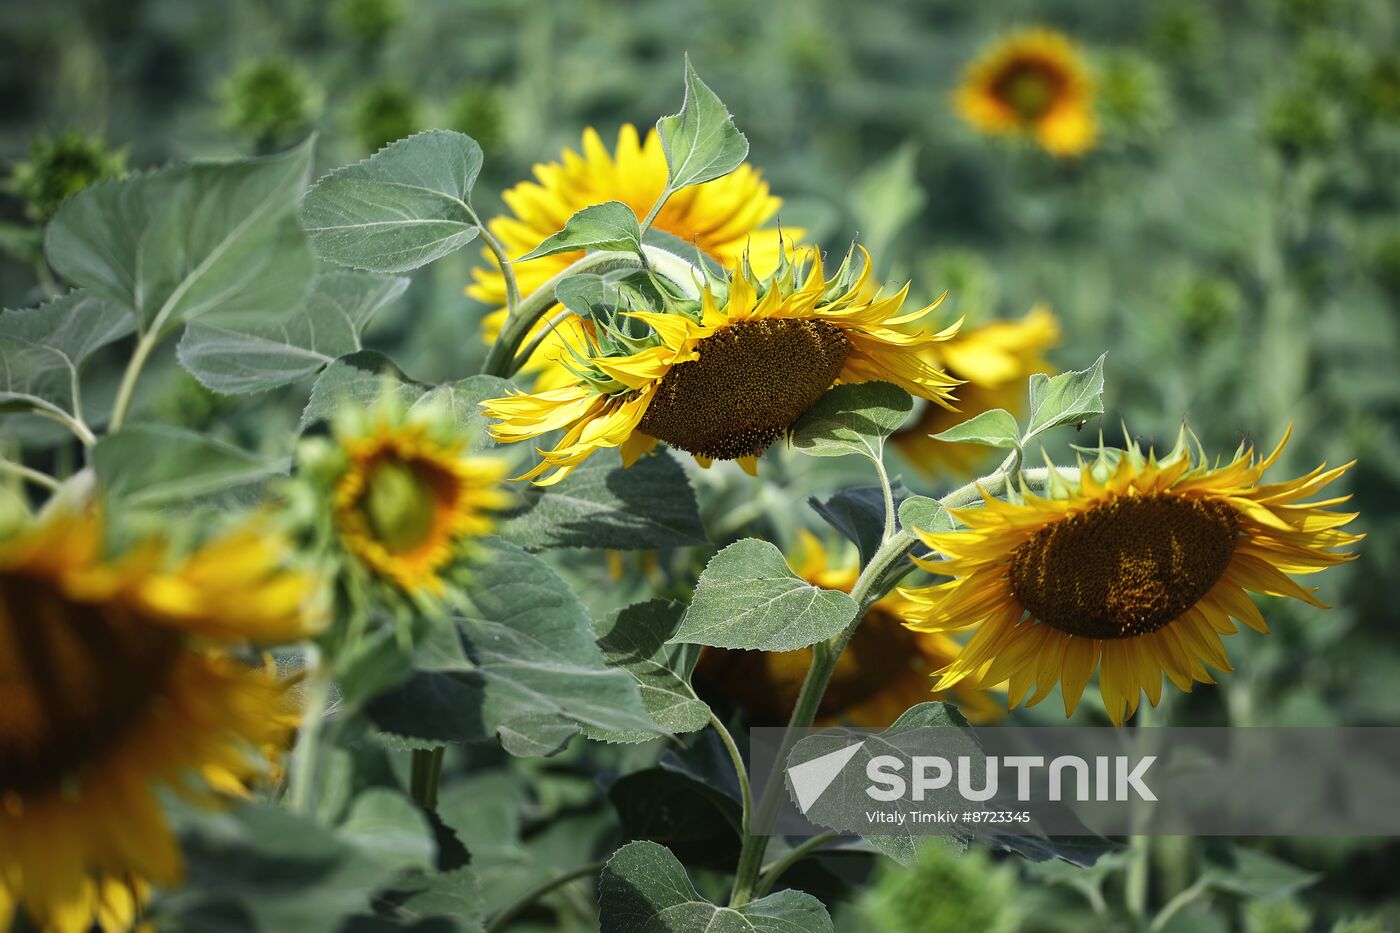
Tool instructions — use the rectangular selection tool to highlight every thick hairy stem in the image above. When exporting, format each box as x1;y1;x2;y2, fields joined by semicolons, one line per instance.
479;252;644;378
484;861;606;933
287;651;331;815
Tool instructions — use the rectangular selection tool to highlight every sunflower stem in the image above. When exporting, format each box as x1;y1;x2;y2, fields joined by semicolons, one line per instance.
729;460;1062;907
409;746;445;810
639;187;672;233
872;455;897;543
753;832;840;898
0;456;61;492
710;713;753;834
287;649;331;815
465;202;521;313
484;860;606;933
480;251;646;378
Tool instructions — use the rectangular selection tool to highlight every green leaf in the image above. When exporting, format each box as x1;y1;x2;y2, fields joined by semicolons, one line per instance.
164;801;405;933
177;272;408;394
1024;353;1107;441
0;290;133;418
495;449;708;551
656;57;750;194
333;625;416;712
435;775;532;915
366;537;658;756
809;481;911;567
932;408;1021;449
1200;845;1319;900
392;867;486;931
608;770;741;867
587;600;710;743
518;201;643;261
897;495;954;535
337;788;437;873
786;702;978;865
46;141;314;335
93;424;284;507
299;350;421;431
412;375;514;449
671;538;858;651
599;840;832;933
789;382;913;460
301;131;484;273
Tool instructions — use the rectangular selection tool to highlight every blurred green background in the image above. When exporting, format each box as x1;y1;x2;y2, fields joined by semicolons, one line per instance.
4;0;1400;929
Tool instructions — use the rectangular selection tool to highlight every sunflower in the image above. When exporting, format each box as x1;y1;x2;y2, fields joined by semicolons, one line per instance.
467;124;800;390
694;532;1002;727
901;429;1360;725
482;248;961;486
894;304;1060;476
954;28;1097;157
0;510;322;933
328;401;509;594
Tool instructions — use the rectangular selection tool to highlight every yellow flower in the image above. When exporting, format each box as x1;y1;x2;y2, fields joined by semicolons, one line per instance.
894;304;1061;476
331;410;510;595
901;429;1360;725
693;532;1002;727
467;124;800;390
482;248;960;486
954;28;1097;157
0;510;322;933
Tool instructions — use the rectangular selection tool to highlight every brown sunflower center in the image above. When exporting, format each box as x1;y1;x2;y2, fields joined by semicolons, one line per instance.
995;62;1063;121
637;318;851;460
0;572;180;797
1008;493;1240;639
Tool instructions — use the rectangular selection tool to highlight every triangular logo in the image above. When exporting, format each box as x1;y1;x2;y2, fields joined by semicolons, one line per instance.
787;741;865;813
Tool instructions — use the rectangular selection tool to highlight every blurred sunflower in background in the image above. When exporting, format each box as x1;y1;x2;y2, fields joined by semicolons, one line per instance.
482;248;960;485
902;429;1360;725
0;510;322;933
467;124;800;390
306;395;509;595
694;532;1002;726
894;304;1060;476
954;28;1098;157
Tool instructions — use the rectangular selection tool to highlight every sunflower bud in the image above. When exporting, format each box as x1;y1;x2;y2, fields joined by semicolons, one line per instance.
220;58;319;152
6;130;125;223
351;83;421;153
860;841;1019;933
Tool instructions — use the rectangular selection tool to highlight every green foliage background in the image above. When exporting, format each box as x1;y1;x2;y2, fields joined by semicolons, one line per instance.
3;0;1400;930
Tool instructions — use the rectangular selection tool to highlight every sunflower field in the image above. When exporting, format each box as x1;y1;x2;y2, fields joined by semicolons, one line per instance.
2;0;1399;930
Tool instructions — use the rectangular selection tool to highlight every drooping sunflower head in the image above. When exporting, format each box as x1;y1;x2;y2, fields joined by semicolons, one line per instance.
315;394;510;595
693;532;1003;727
901;428;1361;725
482;246;961;485
894;304;1061;476
0;509;323;933
468;124;802;391
954;28;1097;157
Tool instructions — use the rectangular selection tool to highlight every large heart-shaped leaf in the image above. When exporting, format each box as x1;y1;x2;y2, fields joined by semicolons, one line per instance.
46;140;314;336
367;537;658;756
789;382;912;461
671;539;858;651
587;599;710;743
301;131;485;273
0;290;133;419
177;272;408;394
495;449;708;551
656;57;750;194
599;841;833;933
